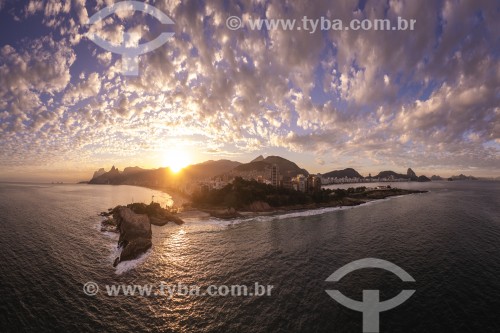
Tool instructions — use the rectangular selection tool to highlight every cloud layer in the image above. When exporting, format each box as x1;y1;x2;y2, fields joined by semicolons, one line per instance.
0;0;498;179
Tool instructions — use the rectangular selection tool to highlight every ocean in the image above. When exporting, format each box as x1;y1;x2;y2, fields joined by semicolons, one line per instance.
0;181;499;332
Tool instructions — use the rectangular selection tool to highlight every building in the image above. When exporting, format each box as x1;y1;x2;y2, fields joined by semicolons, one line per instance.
281;176;293;190
271;164;279;187
307;175;322;193
292;174;307;192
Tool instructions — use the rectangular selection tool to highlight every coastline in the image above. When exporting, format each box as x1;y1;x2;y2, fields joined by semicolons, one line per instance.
90;183;427;222
181;188;428;220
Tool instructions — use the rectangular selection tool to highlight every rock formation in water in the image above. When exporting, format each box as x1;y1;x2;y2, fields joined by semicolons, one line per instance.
113;207;152;267
100;202;184;267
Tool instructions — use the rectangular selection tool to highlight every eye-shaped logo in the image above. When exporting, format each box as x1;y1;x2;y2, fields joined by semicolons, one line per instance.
86;1;174;76
325;258;416;333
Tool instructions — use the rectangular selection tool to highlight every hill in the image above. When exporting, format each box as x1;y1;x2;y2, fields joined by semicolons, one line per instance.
322;168;363;179
230;155;308;178
375;170;409;179
451;174;478;180
182;160;241;179
88;159;242;186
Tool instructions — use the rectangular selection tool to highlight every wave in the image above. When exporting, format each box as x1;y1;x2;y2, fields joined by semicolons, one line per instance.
114;249;152;275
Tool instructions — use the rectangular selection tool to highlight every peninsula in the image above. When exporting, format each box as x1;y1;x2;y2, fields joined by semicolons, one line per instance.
189;177;427;218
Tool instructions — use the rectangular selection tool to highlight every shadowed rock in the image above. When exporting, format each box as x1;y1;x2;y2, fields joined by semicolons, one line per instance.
113;207;152;266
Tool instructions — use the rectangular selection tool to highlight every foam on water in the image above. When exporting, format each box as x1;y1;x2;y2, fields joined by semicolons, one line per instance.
114;249;152;275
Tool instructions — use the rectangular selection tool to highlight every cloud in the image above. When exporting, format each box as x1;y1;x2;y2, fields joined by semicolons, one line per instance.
0;0;498;176
62;72;101;105
0;36;75;103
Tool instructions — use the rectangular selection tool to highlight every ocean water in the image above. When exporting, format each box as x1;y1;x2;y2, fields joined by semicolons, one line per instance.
0;181;499;332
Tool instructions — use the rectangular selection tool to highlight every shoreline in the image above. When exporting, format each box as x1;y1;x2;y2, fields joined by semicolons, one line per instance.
92;183;427;221
181;188;428;220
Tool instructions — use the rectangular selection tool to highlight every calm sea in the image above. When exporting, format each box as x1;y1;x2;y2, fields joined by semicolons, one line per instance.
0;181;499;332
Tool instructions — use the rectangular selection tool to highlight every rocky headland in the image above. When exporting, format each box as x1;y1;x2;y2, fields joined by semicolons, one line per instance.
100;202;184;266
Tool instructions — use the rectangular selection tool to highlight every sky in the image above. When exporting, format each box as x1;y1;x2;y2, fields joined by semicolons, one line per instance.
0;0;499;182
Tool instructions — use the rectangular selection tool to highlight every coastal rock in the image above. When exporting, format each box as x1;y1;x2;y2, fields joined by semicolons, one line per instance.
126;202;184;225
113;207;152;266
100;217;118;232
119;237;152;262
150;214;184;226
207;207;242;219
246;201;272;212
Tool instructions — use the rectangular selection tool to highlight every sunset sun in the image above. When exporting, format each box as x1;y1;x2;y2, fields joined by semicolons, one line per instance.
163;147;192;173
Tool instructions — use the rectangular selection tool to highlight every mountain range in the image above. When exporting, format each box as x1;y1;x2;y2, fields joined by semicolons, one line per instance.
87;155;438;188
88;160;241;186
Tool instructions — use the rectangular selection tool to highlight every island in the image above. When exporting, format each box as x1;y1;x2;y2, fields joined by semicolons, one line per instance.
100;202;184;267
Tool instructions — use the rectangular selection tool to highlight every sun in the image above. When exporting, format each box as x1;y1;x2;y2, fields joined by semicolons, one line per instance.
163;147;192;173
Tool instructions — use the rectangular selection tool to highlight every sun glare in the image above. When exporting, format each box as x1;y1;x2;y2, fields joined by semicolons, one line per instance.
163;147;192;173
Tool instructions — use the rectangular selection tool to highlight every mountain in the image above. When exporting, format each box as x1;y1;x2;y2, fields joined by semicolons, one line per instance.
89;166;165;185
407;168;418;180
262;156;309;177
417;175;431;182
375;170;409;179
230;155;308;178
251;155;264;163
322;168;363;179
451;174;478;181
182;160;241;179
92;168;106;179
374;169;431;181
123;166;145;175
89;160;242;186
430;175;443;180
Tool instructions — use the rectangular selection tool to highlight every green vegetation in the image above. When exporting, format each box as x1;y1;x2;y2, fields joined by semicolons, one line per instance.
192;177;339;209
191;178;425;211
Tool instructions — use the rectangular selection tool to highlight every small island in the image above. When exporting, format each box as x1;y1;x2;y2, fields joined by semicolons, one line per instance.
100;202;183;267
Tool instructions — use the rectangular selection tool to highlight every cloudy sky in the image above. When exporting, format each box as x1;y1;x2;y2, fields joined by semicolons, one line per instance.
0;0;498;182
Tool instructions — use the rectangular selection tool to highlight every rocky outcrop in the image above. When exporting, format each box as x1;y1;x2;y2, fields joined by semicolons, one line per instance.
246;201;272;212
417;175;431;182
407;168;418;180
206;207;242;219
150;215;184;226
125;202;184;225
99;202;184;267
112;207;152;267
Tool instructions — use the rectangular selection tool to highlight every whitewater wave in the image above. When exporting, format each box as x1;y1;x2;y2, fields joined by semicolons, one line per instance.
114;249;152;275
